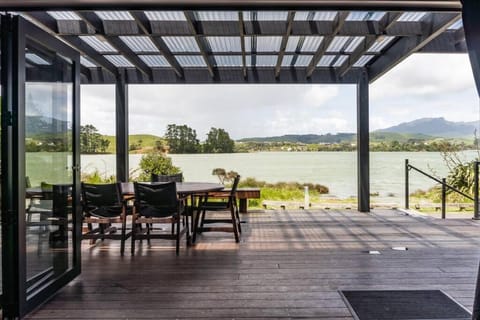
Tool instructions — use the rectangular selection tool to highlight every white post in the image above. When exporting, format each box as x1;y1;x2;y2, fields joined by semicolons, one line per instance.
304;186;309;209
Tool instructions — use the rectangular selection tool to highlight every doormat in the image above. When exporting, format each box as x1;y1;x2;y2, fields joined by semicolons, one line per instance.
339;290;470;320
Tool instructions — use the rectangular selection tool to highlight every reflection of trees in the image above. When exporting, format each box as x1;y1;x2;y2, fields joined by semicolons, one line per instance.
26;133;72;152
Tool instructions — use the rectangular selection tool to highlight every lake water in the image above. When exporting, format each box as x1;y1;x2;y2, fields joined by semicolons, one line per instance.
80;151;480;203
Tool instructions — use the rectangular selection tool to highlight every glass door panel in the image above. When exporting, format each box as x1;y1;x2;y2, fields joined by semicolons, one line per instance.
24;42;75;295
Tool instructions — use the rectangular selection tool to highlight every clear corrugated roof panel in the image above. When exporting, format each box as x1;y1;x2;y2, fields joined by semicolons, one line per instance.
313;11;338;21
80;36;117;53
448;19;463;30
368;36;395;53
176;55;207;67
47;11;81;20
286;36;323;52
120;36;159;53
293;12;310;21
317;55;336;67
347;11;386;21
327;36;350;52
104;55;134;67
281;55;294;66
95;11;134;21
252;55;277;66
397;12;427;22
139;55;170;67
345;36;365;52
286;36;300;52
162;37;200;53
332;55;348;67
302;36;324;52
214;55;243;67
243;11;288;21
26;53;50;65
245;36;282;52
353;55;374;67
294;11;341;21
144;11;186;21
294;55;313;67
206;37;242;52
196;11;238;21
80;56;97;68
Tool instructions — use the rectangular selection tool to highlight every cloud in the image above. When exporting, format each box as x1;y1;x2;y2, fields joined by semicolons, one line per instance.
80;54;478;138
371;53;476;100
302;86;340;107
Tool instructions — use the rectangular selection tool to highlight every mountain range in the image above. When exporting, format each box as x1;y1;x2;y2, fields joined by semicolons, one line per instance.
238;117;480;143
376;117;479;138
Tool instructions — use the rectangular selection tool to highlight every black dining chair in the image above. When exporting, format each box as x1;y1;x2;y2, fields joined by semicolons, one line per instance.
81;182;131;255
194;175;241;243
151;173;183;183
131;182;188;255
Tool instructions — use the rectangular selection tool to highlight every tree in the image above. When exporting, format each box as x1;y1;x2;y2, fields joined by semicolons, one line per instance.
164;124;200;153
80;124;110;153
203;127;235;153
137;151;181;181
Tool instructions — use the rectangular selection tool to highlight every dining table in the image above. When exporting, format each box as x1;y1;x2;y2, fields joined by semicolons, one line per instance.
120;181;225;244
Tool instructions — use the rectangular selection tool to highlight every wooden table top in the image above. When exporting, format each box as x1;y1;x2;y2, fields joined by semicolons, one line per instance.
120;182;224;195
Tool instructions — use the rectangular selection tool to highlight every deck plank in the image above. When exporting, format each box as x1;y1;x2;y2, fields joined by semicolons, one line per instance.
26;209;480;319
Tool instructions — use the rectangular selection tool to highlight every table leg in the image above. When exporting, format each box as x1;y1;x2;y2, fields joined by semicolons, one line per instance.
239;198;248;213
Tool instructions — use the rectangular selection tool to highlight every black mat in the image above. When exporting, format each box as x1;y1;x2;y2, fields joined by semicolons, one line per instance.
340;290;471;320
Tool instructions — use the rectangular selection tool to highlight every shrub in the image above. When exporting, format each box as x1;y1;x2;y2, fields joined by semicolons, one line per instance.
136;151;181;181
81;169;116;184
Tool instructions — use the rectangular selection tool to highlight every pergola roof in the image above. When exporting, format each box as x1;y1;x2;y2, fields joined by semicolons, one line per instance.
16;6;465;84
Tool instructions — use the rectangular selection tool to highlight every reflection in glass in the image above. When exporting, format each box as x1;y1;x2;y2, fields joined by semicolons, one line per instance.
24;43;74;293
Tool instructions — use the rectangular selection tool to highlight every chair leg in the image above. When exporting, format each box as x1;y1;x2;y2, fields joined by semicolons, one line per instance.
146;224;151;245
230;206;240;243
175;216;181;256
120;216;126;256
131;217;136;255
235;205;242;233
199;209;206;232
192;209;201;243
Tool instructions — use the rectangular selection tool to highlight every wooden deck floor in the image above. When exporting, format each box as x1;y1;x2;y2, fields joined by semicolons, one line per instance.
26;209;480;319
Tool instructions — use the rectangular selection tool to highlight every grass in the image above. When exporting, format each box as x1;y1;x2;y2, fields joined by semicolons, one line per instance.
103;134;164;153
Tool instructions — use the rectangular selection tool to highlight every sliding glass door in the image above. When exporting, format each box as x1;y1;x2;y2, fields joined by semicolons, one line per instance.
1;14;81;318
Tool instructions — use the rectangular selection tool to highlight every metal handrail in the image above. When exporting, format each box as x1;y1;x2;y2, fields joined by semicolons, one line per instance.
405;159;479;219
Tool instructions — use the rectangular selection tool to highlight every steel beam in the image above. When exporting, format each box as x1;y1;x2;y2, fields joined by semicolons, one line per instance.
357;70;370;212
275;11;295;77
368;12;461;82
0;1;462;11
115;72;129;182
130;11;185;78
462;2;480;319
306;11;348;78
184;11;215;78
77;12;153;78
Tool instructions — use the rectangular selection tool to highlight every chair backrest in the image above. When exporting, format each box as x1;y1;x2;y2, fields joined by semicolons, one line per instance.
41;181;54;200
151;173;183;183
230;175;240;195
227;175;241;207
134;182;178;217
81;182;121;208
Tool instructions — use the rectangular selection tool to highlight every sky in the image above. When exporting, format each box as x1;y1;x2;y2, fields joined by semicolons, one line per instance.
81;53;479;140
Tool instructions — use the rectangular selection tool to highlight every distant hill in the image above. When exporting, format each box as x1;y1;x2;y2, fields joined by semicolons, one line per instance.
237;133;356;144
26;116;69;137
376;117;479;138
237;132;437;144
104;134;164;153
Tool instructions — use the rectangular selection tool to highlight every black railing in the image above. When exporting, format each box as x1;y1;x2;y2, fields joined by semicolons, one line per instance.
405;159;479;219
